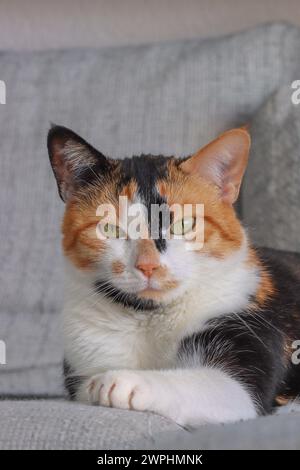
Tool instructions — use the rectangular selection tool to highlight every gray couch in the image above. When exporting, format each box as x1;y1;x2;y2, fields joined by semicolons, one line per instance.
1;22;300;449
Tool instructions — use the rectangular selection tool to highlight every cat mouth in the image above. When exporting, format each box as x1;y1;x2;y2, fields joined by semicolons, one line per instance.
139;278;162;293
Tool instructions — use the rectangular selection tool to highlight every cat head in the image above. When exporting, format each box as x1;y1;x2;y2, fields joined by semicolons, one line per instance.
48;125;250;310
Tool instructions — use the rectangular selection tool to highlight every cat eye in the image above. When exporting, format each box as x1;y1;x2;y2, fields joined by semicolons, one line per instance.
170;217;195;236
101;223;126;239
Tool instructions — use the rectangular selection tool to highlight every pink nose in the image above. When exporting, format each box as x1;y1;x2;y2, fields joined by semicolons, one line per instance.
135;262;159;278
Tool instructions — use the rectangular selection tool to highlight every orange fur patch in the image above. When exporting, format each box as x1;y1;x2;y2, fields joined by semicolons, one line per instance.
112;260;125;275
120;180;137;201
62;200;106;269
246;248;276;306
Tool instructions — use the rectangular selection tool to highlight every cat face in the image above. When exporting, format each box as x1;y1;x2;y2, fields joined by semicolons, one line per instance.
48;126;250;309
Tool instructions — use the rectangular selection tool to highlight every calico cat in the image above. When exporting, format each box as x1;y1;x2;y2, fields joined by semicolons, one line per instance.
48;125;300;427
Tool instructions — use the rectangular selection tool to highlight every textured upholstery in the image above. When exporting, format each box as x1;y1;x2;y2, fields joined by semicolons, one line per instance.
243;87;300;252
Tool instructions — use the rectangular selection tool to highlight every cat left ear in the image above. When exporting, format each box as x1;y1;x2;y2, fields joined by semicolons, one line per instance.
47;125;111;202
179;128;250;204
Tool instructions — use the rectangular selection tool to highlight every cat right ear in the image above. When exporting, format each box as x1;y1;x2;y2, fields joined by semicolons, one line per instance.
179;128;250;204
47;125;110;202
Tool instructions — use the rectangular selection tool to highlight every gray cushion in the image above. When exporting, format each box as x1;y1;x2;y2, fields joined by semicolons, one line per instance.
243;86;300;252
0;312;64;396
1;22;300;395
140;409;300;450
0;399;181;450
0;399;299;450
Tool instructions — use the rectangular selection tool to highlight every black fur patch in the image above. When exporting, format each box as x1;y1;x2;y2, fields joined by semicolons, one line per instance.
48;125;113;201
63;359;84;400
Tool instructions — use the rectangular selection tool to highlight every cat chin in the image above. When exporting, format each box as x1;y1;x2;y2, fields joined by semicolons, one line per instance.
138;287;169;300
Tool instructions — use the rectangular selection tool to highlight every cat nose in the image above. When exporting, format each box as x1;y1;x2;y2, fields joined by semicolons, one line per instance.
135;262;159;278
135;240;160;278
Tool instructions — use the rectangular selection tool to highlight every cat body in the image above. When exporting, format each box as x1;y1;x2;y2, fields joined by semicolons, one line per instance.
48;126;300;427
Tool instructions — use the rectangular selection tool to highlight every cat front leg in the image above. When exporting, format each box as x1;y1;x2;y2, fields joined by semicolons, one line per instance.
78;368;256;427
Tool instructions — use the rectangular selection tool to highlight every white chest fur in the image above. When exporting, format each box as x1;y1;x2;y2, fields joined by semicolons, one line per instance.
63;286;201;375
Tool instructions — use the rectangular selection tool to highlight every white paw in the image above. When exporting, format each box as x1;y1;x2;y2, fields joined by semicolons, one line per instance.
86;370;154;412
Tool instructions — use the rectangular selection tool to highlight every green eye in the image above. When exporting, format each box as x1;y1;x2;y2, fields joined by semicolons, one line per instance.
102;223;126;239
170;217;195;236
